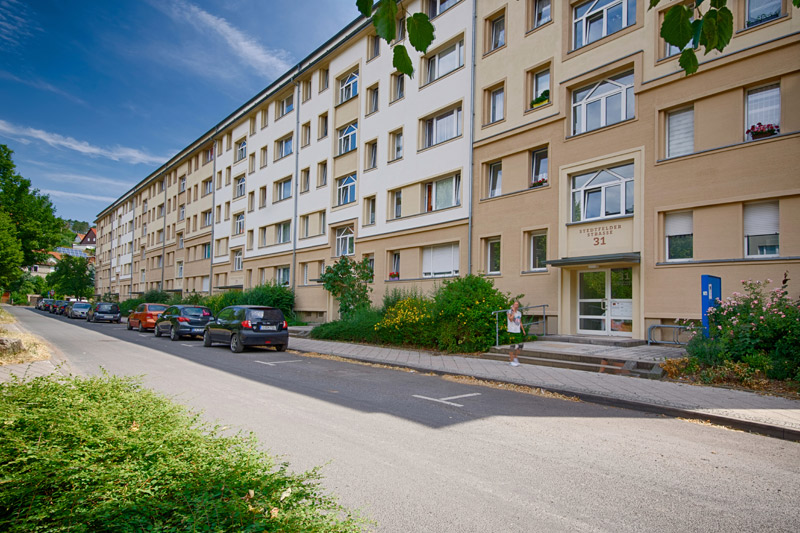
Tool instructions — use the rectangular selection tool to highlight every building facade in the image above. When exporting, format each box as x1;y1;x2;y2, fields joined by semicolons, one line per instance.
96;0;800;339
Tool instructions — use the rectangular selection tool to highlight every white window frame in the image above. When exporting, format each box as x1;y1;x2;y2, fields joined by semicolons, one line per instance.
393;190;402;219
489;87;504;123
366;197;376;225
533;68;550;105
531;148;548;187
571;163;634;222
337;174;357;206
424;106;463;148
487;239;501;274
278;136;293;159
234;176;246;198
533;0;551;28
746;0;782;28
276;178;292;202
277;266;290;286
745;84;780;141
666;107;694;158
335;226;355;257
235;139;247;162
202;243;212;259
392;73;405;101
338;122;358;155
179;176;186;192
233;250;243;271
529;232;547;271
572;71;634;135
277;221;291;244
429;0;459;18
279;94;294;117
203;179;213;195
234;213;245;235
422;243;460;278
391;130;403;160
426;40;464;84
203;211;212;227
339;71;359;103
318;161;328;186
490;14;505;50
488;162;502;198
744;201;780;257
665;211;694;262
573;0;635;50
368;85;379;114
367;141;378;169
178;205;185;221
424;173;461;212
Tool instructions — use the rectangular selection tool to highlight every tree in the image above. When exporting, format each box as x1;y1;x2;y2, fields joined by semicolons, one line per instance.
0;211;24;289
319;256;374;318
363;1;800;77
46;255;94;299
0;145;65;268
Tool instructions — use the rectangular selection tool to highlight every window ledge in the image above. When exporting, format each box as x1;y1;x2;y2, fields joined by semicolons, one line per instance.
275;111;293;123
417;134;463;154
655;130;798;165
335;95;358;108
482;117;507;129
273;196;292;205
656;256;799;267
364;166;377;173
566;214;633;227
480;183;550;202
521;269;549;275
365;109;378;118
566;117;637;141
525;19;553;37
482;44;506;59
318;134;329;141
419;65;466;91
737;14;789;36
523;101;553;116
334;148;357;159
274;153;293;163
389;95;405;106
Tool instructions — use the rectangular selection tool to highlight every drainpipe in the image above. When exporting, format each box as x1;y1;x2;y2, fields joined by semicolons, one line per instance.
209;127;219;295
129;193;135;300
291;74;302;292
467;0;477;275
160;170;167;290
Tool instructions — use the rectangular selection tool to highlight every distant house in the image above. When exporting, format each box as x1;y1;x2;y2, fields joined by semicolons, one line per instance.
74;227;97;251
28;252;60;278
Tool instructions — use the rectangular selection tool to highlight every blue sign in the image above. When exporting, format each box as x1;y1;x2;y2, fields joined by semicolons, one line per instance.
701;275;721;338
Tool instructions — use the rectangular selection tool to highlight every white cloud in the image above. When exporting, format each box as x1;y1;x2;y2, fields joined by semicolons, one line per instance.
0;119;165;165
157;0;294;77
0;0;40;50
0;70;88;106
41;189;119;203
41;172;133;190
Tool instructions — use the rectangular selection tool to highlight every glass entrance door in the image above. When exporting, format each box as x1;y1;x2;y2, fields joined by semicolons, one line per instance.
577;268;633;336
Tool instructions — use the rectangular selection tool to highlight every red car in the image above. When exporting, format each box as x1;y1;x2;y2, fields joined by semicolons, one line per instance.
127;303;168;332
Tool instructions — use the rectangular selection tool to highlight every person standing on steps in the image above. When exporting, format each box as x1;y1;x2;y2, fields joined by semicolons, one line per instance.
507;300;525;366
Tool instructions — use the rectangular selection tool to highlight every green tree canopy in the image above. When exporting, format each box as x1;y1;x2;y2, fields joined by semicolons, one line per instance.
319;256;374;318
0;211;24;288
46;255;95;299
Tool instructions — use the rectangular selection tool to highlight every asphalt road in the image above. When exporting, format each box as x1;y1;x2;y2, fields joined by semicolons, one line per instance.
11;306;800;532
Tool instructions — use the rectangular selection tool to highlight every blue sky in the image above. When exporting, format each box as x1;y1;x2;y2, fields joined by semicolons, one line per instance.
0;0;358;224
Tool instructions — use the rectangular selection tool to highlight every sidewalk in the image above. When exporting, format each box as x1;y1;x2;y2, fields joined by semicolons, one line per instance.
288;336;800;441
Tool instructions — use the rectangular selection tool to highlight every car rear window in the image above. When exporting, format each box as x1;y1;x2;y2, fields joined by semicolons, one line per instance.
183;307;212;317
97;304;119;312
247;308;284;321
149;304;168;312
74;303;91;309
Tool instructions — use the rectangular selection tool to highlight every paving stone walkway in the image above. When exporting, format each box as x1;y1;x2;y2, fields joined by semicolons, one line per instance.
289;337;800;440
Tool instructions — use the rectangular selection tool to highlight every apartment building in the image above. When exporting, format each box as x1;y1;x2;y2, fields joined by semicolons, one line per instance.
97;0;799;338
472;0;800;339
96;0;475;322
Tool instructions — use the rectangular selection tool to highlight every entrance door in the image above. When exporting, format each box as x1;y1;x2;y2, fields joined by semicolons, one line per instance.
577;268;633;336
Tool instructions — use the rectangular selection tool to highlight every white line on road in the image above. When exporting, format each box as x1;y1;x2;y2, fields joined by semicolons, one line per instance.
181;344;193;347
412;392;481;407
254;360;302;367
139;334;149;337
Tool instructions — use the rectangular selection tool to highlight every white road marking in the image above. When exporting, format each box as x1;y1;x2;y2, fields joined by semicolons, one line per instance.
412;392;481;407
139;334;149;337
254;360;302;367
181;343;193;347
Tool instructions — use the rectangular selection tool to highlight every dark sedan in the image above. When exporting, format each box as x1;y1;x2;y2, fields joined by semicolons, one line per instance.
87;302;121;323
154;305;215;341
203;305;288;353
49;300;66;314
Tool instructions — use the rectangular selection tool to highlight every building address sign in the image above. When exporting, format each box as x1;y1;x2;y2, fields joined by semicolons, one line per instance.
579;223;623;246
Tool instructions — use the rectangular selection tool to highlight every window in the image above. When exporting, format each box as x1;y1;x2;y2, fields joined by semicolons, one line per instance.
337;174;357;206
277;266;290;286
397;16;406;40
573;0;636;49
235;139;247;162
572;71;634;135
487;239;501;274
489;14;505;51
666;107;694;158
338;122;358;155
423;243;459;278
664;11;694;58
488;162;502;197
391;252;400;276
424;174;461;212
366;196;376;225
531;148;548;187
320;68;329;91
178;204;185;221
428;0;459;18
202;210;213;227
203;179;213;195
531;0;551;29
366;140;378;169
302;80;311;101
531;68;550;108
336;226;355;256
203;243;212;259
234;213;245;235
278;94;294;117
318;161;328;187
320;211;326;234
665;212;693;261
489;86;504;123
277;135;293;159
300;168;310;193
339;71;359;103
276;178;292;202
277;221;291;244
259;186;267;208
301;122;311;146
571;163;634;222
426;40;464;84
318;113;328;139
260;146;268;168
530;232;547;270
391;72;405;101
179;176;186;192
746;84;780;140
368;34;380;60
747;0;781;27
424;106;462;147
177;233;184;249
233;250;243;271
204;147;214;163
390;130;403;160
367;85;379;114
744;201;779;257
392;190;402;219
234;176;246;198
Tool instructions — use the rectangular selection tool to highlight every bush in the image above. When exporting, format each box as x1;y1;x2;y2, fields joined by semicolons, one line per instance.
118;297;144;317
0;373;363;532
380;286;426;315
309;307;382;344
374;296;435;346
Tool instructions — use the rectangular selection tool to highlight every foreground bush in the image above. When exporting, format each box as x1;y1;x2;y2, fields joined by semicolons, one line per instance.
374;296;434;346
0;374;363;532
310;307;382;344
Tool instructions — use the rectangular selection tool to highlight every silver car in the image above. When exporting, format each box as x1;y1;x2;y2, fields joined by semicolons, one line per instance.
68;302;91;319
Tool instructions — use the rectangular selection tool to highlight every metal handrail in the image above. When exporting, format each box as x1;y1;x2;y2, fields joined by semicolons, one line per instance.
492;304;548;347
647;324;694;345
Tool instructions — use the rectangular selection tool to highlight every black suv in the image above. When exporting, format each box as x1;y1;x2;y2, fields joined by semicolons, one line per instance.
203;305;288;353
87;302;121;323
154;305;215;341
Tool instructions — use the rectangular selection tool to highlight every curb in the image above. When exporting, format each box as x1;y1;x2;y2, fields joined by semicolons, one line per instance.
289;346;800;443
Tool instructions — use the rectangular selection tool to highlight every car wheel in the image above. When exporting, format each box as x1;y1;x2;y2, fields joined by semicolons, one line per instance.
230;334;244;353
115;319;121;324
138;321;144;333
170;326;180;341
154;324;162;337
126;319;132;330
276;344;286;352
203;330;213;347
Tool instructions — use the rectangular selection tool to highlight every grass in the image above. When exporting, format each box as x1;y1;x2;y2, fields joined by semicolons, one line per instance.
0;308;51;366
0;372;366;532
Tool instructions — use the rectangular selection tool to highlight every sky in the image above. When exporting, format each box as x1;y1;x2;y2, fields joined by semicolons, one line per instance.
0;0;359;224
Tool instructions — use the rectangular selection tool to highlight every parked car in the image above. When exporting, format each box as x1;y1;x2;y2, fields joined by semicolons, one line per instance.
87;302;121;323
49;300;65;314
39;298;54;311
154;305;215;341
67;302;91;319
203;305;288;353
127;303;168;332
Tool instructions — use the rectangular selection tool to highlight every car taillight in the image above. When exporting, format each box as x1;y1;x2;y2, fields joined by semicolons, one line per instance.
177;316;189;322
281;320;288;329
241;320;252;329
